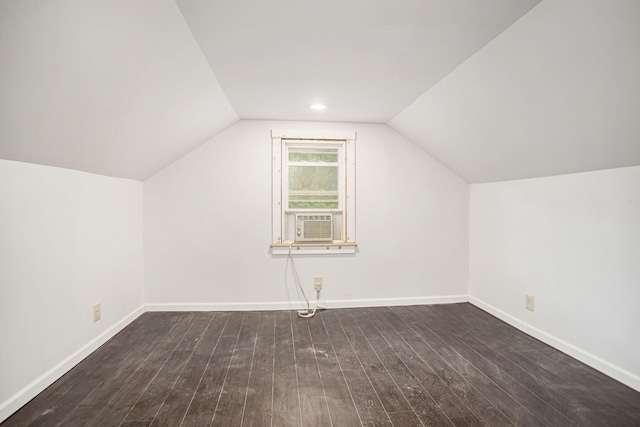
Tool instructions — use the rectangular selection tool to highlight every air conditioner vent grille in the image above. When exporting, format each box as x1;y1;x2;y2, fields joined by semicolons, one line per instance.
295;213;333;242
297;214;332;221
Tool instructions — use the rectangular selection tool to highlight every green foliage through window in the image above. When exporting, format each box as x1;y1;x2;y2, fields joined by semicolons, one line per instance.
288;147;340;210
289;151;338;163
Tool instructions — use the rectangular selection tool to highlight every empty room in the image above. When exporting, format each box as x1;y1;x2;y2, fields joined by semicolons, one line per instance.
1;0;639;426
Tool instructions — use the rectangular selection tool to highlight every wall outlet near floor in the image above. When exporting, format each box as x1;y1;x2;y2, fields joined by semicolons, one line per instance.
93;303;101;322
525;294;534;312
316;300;327;309
314;276;323;291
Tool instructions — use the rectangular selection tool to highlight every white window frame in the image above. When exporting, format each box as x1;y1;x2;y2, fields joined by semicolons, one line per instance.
271;129;357;255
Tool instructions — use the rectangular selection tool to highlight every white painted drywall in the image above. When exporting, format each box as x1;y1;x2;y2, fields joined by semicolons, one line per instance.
469;166;640;390
390;0;640;183
0;160;144;420
144;120;469;308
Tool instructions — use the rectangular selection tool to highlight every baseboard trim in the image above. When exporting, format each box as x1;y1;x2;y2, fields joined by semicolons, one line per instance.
321;295;469;309
145;295;469;312
469;296;640;392
0;305;146;423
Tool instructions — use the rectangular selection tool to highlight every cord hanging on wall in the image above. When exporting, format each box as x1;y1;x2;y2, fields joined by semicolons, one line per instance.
287;243;321;318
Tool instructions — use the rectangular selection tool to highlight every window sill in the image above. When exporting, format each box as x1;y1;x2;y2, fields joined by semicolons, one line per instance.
270;242;358;255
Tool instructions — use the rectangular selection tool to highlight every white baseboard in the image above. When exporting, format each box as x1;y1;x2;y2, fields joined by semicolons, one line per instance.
0;305;146;423
320;295;468;309
469;296;640;392
146;301;303;311
145;295;468;312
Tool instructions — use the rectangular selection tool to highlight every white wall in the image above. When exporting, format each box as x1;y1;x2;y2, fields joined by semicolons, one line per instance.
0;159;144;421
469;166;640;390
144;120;469;309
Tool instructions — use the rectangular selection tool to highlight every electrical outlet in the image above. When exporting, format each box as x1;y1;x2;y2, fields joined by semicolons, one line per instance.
314;276;323;291
93;303;101;322
525;295;534;312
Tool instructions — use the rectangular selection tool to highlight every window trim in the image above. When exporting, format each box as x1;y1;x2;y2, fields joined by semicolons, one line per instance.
271;129;357;255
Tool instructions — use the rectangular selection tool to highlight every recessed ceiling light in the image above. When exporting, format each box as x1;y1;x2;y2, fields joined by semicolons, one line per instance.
310;104;327;110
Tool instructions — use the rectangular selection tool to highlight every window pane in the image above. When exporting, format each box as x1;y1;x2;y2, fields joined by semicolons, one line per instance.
289;194;338;201
289;166;338;192
289;152;338;163
289;192;339;209
289;148;338;163
289;201;339;209
287;146;340;210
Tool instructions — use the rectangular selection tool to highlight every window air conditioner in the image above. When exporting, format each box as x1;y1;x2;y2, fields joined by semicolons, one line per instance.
295;213;333;242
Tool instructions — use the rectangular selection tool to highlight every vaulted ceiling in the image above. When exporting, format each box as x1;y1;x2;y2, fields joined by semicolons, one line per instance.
1;0;639;182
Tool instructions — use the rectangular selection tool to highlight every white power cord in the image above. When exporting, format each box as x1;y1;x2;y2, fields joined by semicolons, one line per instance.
288;243;321;318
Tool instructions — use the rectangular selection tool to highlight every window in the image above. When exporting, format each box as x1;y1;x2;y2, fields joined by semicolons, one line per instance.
286;144;341;210
271;130;356;254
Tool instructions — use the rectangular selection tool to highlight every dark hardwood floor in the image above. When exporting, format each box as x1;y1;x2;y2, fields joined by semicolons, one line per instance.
3;304;640;426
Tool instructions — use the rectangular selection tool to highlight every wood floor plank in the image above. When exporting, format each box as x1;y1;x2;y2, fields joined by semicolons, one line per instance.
387;410;423;427
355;309;455;427
1;313;167;427
271;312;301;427
425;305;583;426
307;309;331;345
320;309;355;354
324;310;391;427
2;348;118;427
512;347;640;425
87;348;173;427
210;312;259;426
156;312;200;351
338;310;420;417
149;352;210;427
79;315;183;408
310;317;362;427
242;313;276;427
120;313;205;425
387;307;513;427
179;335;237;427
292;315;333;427
63;404;103;427
443;304;638;426
179;312;242;426
509;353;640;426
36;348;143;426
192;313;230;357
400;305;545;426
149;314;220;427
334;351;392;427
120;349;193;425
3;305;640;427
367;307;483;427
456;330;595;425
405;305;571;427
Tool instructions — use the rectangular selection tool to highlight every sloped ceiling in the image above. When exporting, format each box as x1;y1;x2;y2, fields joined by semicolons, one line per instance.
0;0;238;181
2;0;639;183
390;0;640;183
